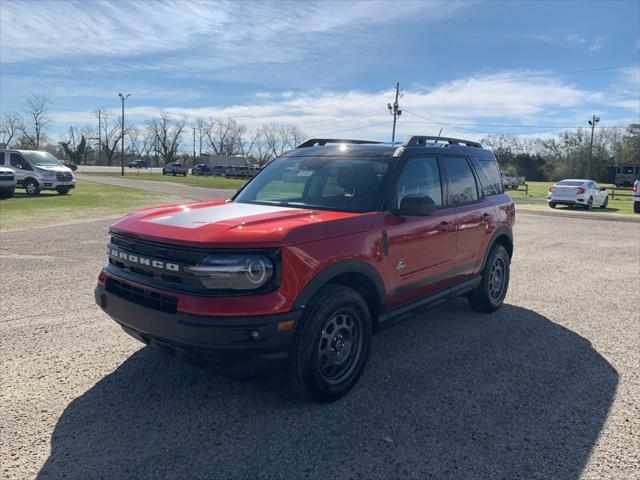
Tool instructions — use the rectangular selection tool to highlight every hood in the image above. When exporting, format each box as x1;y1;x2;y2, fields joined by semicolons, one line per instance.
36;164;73;174
111;200;375;247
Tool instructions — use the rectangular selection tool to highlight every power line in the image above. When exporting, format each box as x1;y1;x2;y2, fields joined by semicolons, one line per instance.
402;109;628;130
311;120;390;137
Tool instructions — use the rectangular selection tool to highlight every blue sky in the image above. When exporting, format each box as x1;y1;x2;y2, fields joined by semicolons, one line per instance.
1;0;638;143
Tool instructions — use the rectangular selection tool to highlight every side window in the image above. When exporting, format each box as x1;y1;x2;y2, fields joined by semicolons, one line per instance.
471;157;503;196
445;157;479;205
395;156;442;208
10;153;32;170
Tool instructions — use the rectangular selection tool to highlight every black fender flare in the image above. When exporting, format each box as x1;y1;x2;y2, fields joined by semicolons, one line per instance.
481;225;513;270
291;259;387;312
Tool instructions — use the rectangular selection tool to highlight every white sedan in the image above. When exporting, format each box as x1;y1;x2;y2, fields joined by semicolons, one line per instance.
547;179;608;210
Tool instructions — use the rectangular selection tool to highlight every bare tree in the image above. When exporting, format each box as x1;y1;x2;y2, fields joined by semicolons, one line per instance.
203;117;246;156
259;123;306;161
22;94;52;148
147;112;186;164
0;112;24;147
97;112;129;166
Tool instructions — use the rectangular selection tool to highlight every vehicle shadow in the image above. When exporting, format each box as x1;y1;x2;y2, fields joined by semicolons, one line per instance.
38;302;617;479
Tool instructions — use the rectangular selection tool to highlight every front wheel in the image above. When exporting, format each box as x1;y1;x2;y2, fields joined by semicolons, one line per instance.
24;179;40;196
288;285;372;403
600;196;608;209
468;244;510;313
56;186;71;195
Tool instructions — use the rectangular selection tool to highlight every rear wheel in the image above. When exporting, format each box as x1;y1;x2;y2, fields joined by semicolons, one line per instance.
634;202;640;213
468;244;510;313
600;196;608;209
585;197;593;210
288;285;372;403
0;187;14;199
24;179;40;196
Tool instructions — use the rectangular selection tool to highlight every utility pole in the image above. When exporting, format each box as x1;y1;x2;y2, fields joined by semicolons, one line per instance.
587;115;600;179
97;110;102;166
118;92;131;176
387;82;402;143
193;127;197;164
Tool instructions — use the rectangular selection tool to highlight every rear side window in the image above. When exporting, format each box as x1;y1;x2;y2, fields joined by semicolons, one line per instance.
445;157;479;205
10;153;32;170
471;157;503;196
395;156;443;208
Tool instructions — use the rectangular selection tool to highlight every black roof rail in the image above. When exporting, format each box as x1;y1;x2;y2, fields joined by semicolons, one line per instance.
296;138;383;148
402;135;482;148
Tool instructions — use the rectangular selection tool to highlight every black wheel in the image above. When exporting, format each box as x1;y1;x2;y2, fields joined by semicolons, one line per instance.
468;244;510;313
600;196;608;209
24;179;40;196
56;186;71;195
183;172;187;177
549;202;556;209
0;187;14;199
162;171;166;175
634;202;640;214
288;285;372;403
585;197;593;210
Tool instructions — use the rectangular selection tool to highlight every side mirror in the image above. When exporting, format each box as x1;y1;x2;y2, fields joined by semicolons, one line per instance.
397;195;436;216
599;187;607;191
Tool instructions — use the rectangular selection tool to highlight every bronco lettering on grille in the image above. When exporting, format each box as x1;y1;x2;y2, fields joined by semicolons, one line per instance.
108;247;179;271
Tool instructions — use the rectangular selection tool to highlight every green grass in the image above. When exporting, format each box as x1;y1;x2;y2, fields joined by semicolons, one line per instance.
82;172;246;190
507;181;636;215
0;180;180;231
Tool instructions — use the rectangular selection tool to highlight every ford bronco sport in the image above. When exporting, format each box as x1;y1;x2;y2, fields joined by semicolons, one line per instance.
95;136;514;402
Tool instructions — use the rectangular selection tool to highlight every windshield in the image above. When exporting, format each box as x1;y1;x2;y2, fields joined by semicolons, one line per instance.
23;151;62;166
235;156;391;212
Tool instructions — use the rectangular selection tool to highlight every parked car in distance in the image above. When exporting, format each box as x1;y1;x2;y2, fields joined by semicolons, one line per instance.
211;165;229;176
192;164;212;176
0;166;16;198
63;162;78;171
633;179;639;213
96;135;514;402
547;179;608;210
0;149;75;195
128;159;150;169
162;162;188;176
500;171;523;189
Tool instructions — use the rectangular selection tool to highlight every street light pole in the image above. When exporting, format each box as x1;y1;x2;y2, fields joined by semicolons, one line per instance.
118;92;131;176
587;115;600;179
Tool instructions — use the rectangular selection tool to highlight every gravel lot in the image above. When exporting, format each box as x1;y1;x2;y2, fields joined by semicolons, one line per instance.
1;213;638;479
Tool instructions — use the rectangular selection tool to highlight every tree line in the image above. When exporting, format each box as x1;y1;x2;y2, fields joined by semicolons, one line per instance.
2;94;638;180
0;94;305;167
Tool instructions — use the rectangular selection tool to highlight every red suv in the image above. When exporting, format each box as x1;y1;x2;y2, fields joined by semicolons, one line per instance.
96;136;514;402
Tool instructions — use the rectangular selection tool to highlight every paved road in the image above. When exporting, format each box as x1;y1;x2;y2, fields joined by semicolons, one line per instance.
1;215;638;479
79;174;234;201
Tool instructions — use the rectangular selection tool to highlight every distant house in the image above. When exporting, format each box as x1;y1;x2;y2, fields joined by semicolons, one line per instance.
199;154;246;168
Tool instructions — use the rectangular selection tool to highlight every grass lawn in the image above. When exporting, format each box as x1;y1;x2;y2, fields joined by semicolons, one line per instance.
83;172;246;190
507;181;636;215
0;180;180;231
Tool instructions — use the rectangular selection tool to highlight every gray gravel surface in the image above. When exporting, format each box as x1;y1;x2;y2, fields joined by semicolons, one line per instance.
0;214;638;479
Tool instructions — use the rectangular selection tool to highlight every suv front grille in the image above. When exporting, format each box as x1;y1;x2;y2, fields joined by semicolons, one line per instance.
56;172;73;181
106;277;178;313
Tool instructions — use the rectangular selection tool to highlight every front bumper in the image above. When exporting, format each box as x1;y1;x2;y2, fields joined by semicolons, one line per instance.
41;180;76;190
95;283;302;378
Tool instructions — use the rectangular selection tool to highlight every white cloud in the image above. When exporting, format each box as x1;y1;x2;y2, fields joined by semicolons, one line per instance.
522;33;607;52
47;69;635;143
0;0;468;65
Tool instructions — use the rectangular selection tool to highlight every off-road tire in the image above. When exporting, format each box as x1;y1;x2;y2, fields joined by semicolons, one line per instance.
468;244;510;313
288;284;372;403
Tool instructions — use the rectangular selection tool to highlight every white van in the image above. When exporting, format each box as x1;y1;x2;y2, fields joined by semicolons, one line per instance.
0;149;76;195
